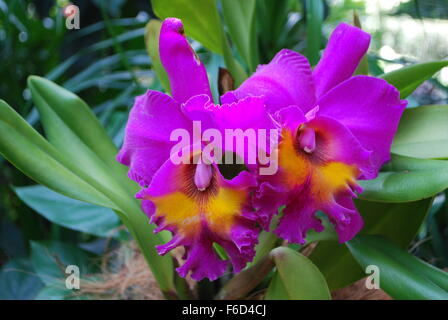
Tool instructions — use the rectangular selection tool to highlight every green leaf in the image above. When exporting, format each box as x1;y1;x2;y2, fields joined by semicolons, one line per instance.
359;155;448;202
305;0;324;66
1;85;176;296
380;60;448;98
251;230;279;265
427;201;448;266
309;198;433;290
30;241;96;286
305;217;339;242
145;20;171;93
358;235;448;292
392;105;448;159
308;241;360;291
27;76;136;197
266;247;330;300
14;185;125;239
151;0;223;54
27;76;123;171
347;235;448;300
0;100;116;209
251;214;281;265
0;259;44;300
221;35;248;86
221;0;259;72
355;198;433;248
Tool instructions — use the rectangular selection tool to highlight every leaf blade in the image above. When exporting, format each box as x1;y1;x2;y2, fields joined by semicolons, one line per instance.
392;105;448;159
266;247;330;300
380;61;448;98
347;235;448;300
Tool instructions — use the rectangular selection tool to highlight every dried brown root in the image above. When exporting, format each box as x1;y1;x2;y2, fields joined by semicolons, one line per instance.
78;241;164;300
331;278;391;300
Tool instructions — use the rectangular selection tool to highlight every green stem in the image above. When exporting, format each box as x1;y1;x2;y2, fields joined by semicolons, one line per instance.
221;32;247;87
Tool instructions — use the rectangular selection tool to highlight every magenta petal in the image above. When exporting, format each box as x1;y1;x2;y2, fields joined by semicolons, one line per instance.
176;233;228;281
275;194;324;245
313;23;371;97
159;18;212;103
182;94;221;132
307;116;374;179
138;159;259;281
117;90;190;186
323;195;363;243
224;49;316;113
253;181;288;230
219;169;258;190
214;96;279;158
316;76;407;173
218;220;258;273
274;105;307;132
214;96;276;132
183;95;279;161
135;158;180;199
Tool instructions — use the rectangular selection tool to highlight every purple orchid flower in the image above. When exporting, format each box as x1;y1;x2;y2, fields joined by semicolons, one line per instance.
222;23;407;244
117;18;268;281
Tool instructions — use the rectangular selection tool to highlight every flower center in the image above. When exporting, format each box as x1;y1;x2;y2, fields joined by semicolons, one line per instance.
194;162;213;191
297;126;316;154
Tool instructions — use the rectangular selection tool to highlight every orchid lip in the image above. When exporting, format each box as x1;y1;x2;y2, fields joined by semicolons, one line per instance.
194;162;213;191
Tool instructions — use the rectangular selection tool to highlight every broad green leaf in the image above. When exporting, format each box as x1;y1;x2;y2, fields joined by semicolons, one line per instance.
359;155;448;202
221;0;259;72
355;198;433;248
251;214;281;265
308;241;360;291
30;241;96;286
427;200;448;266
0;259;44;300
266;247;330;300
392;105;448;159
14;185;125;239
145;19;171;93
347;235;448;300
27;76;124;173
305;0;324;66
356;235;448;292
27;76;136;197
309;198;433;290
252;230;279;265
221;35;248;86
305;217;339;242
380;60;448;98
2;90;175;296
151;0;223;54
2;82;175;296
0;100;116;209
